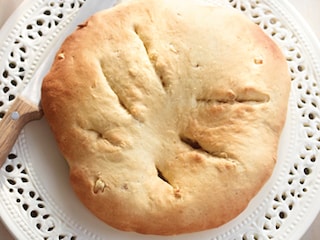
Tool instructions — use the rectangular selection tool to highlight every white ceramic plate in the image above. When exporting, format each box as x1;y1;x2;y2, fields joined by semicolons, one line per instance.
0;0;320;239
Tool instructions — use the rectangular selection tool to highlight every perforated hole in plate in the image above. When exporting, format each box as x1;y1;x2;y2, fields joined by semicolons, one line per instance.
0;0;85;120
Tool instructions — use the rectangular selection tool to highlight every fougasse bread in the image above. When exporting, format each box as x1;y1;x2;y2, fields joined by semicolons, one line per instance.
41;0;291;235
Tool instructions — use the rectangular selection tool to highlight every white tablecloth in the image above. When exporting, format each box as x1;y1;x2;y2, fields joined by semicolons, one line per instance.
0;0;319;239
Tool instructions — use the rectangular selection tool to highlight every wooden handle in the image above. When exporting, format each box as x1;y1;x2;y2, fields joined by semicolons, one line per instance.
0;97;43;166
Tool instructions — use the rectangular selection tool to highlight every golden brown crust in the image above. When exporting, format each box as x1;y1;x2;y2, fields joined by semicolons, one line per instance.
41;0;291;235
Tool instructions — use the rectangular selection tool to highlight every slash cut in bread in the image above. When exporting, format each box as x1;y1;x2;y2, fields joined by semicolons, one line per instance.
41;0;291;235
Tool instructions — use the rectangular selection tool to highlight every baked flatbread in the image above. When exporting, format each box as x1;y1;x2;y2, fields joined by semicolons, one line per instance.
41;0;290;235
